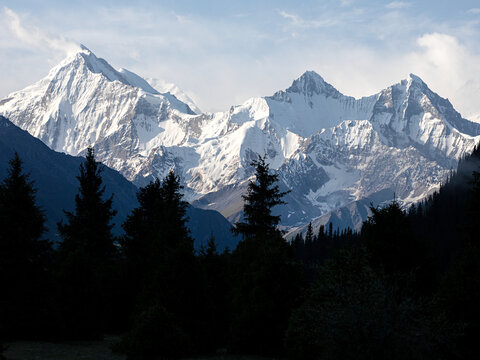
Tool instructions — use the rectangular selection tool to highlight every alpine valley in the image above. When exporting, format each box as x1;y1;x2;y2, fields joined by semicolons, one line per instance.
1;46;479;233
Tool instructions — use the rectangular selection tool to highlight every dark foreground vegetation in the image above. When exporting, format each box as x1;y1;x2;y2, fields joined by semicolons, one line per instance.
1;146;480;359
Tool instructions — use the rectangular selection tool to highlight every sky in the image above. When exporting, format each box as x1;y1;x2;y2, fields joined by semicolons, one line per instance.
1;0;480;120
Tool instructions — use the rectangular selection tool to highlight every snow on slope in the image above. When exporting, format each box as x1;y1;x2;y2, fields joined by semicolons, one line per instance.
1;48;480;228
146;77;202;115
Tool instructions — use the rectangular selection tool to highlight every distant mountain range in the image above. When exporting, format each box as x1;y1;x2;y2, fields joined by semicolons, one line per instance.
0;115;237;250
1;45;479;233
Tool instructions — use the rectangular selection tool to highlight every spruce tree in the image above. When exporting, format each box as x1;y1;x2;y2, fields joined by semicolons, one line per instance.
230;155;302;356
304;222;314;261
285;247;447;360
0;153;48;263
305;222;314;244
435;158;480;358
362;201;421;275
56;147;117;339
58;147;116;259
361;200;434;296
198;235;230;351
122;171;194;304
0;153;52;338
233;156;289;239
122;171;203;358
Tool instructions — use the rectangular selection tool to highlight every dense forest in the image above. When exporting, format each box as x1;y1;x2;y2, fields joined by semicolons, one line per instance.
1;145;480;359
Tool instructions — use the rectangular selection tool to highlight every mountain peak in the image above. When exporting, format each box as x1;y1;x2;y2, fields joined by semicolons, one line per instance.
79;44;90;52
407;73;427;87
300;70;326;82
287;70;341;98
395;73;429;96
74;50;129;84
53;47;156;94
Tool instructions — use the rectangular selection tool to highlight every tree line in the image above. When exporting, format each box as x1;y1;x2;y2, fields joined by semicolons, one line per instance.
1;146;480;359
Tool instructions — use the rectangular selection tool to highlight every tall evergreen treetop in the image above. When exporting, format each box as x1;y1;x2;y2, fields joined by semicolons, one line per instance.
123;170;192;268
58;147;116;259
233;156;289;239
121;171;201;358
305;223;314;245
466;152;480;244
229;155;301;356
55;148;119;339
0;152;47;263
160;170;190;249
0;153;52;339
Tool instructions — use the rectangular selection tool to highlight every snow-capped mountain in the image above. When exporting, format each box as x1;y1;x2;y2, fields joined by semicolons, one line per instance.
0;115;238;250
1;47;479;229
145;77;202;114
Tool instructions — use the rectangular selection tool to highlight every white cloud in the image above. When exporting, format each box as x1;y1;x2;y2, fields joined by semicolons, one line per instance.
467;8;480;14
407;33;480;121
3;7;81;56
386;2;411;9
339;0;354;7
278;11;339;28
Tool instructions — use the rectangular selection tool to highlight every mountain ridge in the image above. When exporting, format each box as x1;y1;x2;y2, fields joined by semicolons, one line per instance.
1;47;479;229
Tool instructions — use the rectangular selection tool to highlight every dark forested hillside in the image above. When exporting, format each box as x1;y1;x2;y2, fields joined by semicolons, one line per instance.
287;144;480;359
409;145;480;276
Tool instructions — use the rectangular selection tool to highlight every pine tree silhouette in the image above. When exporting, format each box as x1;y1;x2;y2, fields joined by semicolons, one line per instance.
233;156;289;239
58;147;116;259
56;147;117;339
122;171;203;358
229;155;301;356
0;152;52;338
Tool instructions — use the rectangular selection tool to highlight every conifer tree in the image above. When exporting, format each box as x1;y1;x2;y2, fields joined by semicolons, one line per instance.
198;234;230;351
122;178;164;293
285;247;446;360
361;200;434;296
0;153;52;338
122;171;194;302
305;222;314;244
205;233;218;257
58;147;116;259
435;156;480;358
230;155;302;356
56;147;117;339
122;171;203;358
304;222;314;260
317;224;325;240
362;200;419;275
292;233;304;259
233;156;289;239
0;153;48;261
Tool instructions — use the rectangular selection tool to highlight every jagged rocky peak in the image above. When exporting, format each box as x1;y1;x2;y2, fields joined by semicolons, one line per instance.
392;73;426;90
376;73;446;115
406;73;436;102
407;73;426;85
401;73;472;125
79;43;90;52
286;70;342;98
